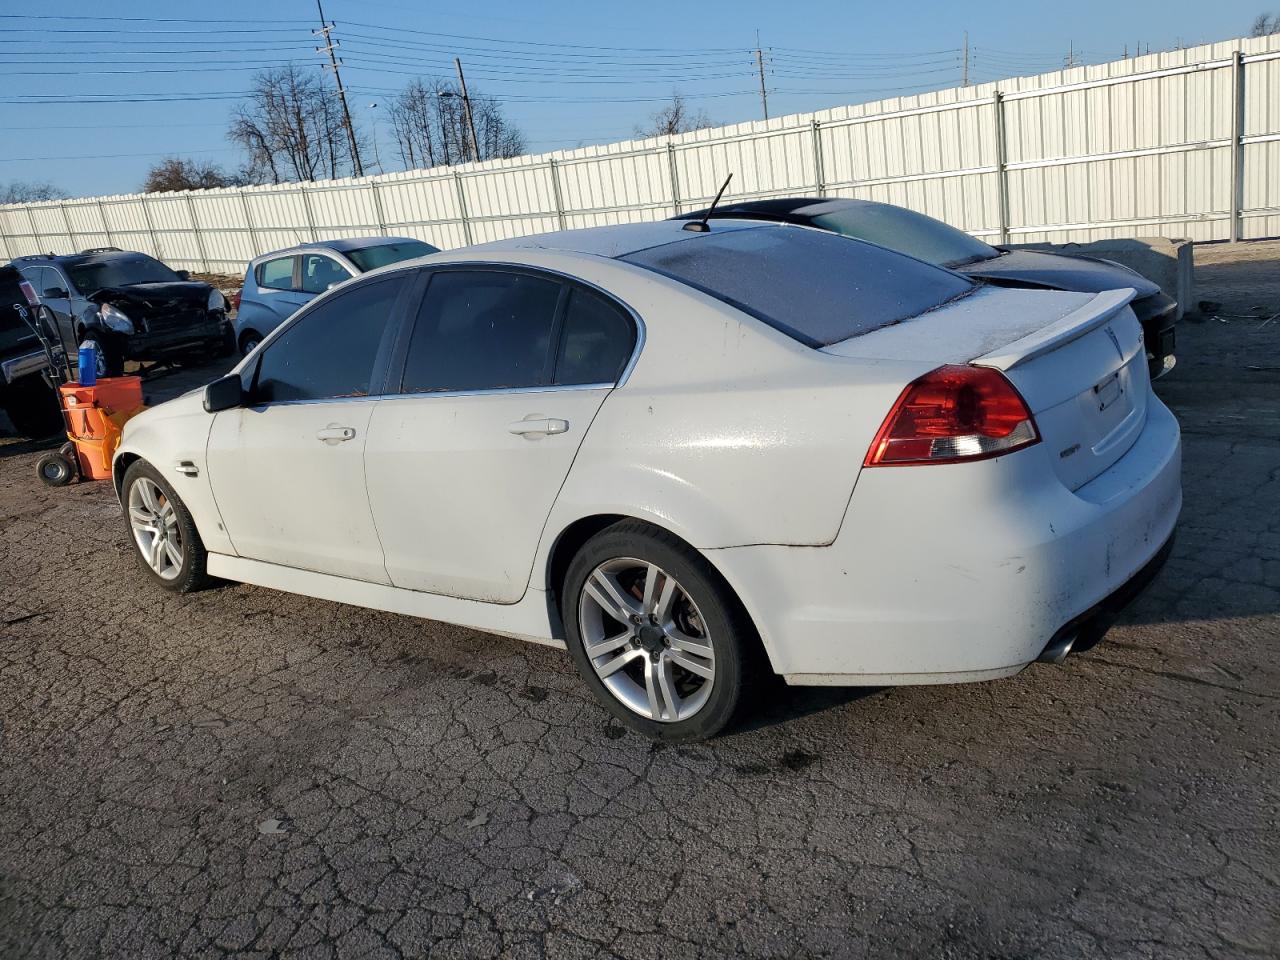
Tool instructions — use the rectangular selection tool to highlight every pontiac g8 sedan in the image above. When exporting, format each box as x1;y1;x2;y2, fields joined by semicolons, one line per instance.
112;220;1180;740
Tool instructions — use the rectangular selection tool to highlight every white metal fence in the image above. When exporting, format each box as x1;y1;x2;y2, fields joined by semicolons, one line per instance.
2;34;1278;273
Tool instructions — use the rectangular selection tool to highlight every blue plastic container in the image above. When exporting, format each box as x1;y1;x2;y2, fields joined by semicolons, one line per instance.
78;341;98;386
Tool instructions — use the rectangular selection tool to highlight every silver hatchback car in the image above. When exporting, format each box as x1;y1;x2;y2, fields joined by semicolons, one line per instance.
234;237;439;355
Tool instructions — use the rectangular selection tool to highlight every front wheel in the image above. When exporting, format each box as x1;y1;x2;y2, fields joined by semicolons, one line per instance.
562;520;761;741
121;460;211;593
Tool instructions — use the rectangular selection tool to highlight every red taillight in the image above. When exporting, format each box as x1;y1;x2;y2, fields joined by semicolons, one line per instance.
231;289;242;311
864;364;1039;467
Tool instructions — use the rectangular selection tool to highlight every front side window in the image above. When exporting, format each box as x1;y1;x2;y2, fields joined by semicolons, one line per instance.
555;287;635;385
300;254;351;294
66;255;179;294
252;276;404;404
622;225;974;347
256;256;296;292
401;270;563;393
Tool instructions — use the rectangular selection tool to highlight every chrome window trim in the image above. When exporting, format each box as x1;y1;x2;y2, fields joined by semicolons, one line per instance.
238;259;647;411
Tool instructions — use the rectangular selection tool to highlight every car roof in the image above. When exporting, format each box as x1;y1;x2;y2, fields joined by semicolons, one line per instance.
295;236;426;253
12;250;149;268
675;196;878;223
469;219;774;260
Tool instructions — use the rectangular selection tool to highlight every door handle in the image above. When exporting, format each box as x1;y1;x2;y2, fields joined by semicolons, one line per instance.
508;416;569;439
316;425;356;444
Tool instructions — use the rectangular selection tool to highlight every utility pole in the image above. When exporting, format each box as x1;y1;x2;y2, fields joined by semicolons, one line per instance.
1064;40;1078;69
754;30;769;120
314;0;364;177
454;58;481;163
962;31;970;86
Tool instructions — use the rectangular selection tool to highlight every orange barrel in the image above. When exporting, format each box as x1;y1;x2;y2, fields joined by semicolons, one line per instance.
59;376;146;481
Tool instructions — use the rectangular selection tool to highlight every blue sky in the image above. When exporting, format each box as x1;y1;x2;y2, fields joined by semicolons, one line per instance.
1;0;1268;198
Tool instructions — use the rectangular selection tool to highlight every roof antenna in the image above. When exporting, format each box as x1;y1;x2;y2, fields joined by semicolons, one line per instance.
682;173;733;232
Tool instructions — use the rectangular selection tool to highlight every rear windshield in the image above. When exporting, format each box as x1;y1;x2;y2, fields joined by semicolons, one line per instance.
810;203;999;269
620;225;973;347
347;240;439;273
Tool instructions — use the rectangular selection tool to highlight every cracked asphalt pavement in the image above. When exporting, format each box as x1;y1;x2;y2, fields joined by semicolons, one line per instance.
1;243;1278;958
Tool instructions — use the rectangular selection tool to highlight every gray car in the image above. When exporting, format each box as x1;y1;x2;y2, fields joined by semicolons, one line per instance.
234;237;439;355
674;198;1179;380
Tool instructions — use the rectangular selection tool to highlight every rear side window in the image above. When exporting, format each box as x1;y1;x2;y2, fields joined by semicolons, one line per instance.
253;276;404;403
555;288;635;385
257;256;295;291
401;271;562;393
621;225;973;347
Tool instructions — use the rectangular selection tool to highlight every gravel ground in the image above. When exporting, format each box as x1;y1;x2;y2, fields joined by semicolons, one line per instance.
1;243;1277;959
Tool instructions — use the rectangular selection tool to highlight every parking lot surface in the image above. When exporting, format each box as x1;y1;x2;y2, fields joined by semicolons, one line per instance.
1;243;1277;959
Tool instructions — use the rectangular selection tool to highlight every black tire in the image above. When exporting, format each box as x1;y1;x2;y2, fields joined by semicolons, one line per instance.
3;376;63;439
120;459;211;594
35;451;76;487
80;330;125;378
216;321;237;359
238;329;262;357
562;519;762;742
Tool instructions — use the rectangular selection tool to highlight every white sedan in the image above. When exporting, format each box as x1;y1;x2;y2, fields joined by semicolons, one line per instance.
113;220;1181;740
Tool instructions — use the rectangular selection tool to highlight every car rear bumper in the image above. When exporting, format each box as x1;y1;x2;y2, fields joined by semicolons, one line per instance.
710;392;1182;685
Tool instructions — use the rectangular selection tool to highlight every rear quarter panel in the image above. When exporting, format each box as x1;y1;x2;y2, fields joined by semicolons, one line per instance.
491;252;934;559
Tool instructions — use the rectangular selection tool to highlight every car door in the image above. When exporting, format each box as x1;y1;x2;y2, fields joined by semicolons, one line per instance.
23;266;76;345
255;255;311;329
206;274;409;583
364;267;639;603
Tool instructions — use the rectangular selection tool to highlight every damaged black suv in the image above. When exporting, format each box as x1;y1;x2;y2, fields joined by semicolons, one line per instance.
12;248;233;377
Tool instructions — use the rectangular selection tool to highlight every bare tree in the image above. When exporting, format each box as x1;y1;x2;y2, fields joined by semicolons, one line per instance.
228;66;363;184
387;77;524;170
143;157;245;193
1;181;65;204
635;94;715;138
1251;12;1280;35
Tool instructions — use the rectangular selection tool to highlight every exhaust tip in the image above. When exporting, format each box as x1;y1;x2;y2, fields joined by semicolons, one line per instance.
1038;632;1076;664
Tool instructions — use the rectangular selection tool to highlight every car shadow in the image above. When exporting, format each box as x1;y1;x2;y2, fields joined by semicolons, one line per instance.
731;679;886;734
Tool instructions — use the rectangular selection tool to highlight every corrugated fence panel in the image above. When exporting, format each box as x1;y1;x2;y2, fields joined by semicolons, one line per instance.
1;34;1277;272
1243;51;1280;239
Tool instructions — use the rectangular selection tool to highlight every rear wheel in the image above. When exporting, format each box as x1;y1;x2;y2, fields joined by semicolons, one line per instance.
121;460;210;593
562;520;760;741
239;329;262;357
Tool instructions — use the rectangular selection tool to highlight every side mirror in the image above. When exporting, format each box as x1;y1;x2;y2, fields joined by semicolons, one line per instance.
43;287;69;300
203;373;244;413
175;270;191;281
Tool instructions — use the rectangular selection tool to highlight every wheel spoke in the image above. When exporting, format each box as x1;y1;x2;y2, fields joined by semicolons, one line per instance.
129;506;154;527
668;630;714;660
595;648;641;679
645;656;678;721
586;569;641;624
163;540;183;570
668;649;714;680
137;480;160;514
654;575;678;623
148;535;165;572
641;563;659;616
584;627;633;657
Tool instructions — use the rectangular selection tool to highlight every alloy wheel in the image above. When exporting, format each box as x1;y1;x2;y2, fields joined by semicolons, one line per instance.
577;558;716;722
127;477;184;581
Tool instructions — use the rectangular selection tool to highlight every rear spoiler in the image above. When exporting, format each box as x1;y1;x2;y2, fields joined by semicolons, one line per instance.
971;288;1137;371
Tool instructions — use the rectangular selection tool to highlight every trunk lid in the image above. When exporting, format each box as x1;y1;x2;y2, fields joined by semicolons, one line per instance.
824;285;1148;490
